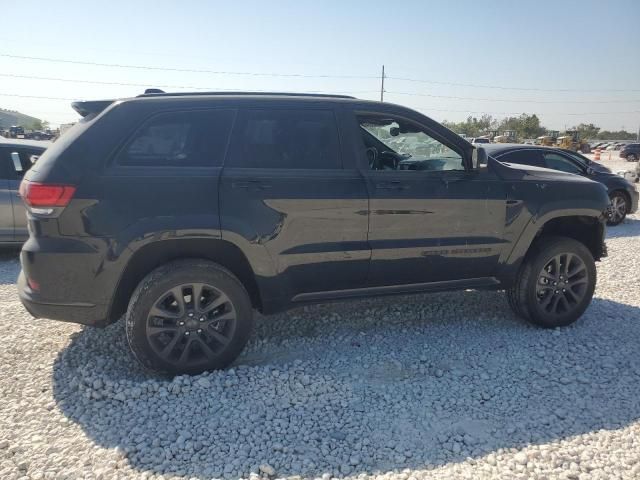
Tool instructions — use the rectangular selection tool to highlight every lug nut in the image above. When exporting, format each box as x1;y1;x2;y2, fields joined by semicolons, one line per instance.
179;321;185;326
184;331;190;336
554;290;559;294
199;317;205;322
188;313;194;317
197;329;202;333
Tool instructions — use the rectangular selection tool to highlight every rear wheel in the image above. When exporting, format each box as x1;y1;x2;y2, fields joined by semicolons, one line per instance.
126;260;253;376
507;237;596;328
607;191;628;226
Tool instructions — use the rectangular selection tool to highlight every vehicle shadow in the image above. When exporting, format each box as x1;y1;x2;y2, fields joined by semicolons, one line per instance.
52;292;640;479
606;216;640;239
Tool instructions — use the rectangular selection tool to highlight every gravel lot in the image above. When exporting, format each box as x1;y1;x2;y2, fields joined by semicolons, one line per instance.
1;158;639;480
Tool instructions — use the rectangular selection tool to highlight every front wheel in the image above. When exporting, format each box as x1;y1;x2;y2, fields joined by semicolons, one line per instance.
627;153;638;162
507;237;596;328
607;191;628;226
126;260;253;376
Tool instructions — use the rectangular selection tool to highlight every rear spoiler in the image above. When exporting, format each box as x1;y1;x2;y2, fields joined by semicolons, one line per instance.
71;100;114;118
70;89;162;117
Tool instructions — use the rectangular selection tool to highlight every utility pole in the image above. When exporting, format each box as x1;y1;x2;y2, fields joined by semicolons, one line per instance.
380;65;385;102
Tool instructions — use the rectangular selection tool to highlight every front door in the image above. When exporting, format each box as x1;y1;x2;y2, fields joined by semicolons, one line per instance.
353;111;507;286
219;106;370;303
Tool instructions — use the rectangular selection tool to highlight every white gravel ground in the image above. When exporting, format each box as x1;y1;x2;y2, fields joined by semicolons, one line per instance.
1;211;640;480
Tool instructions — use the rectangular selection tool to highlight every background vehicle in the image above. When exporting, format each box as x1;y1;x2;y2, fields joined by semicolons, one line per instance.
620;143;640;161
0;139;47;244
493;130;517;144
470;137;490;144
483;144;638;225
537;134;557;146
6;126;25;139
18;91;610;375
556;131;591;153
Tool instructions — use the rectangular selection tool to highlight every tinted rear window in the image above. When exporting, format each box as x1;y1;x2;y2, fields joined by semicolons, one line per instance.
496;149;545;167
117;110;235;167
227;109;341;169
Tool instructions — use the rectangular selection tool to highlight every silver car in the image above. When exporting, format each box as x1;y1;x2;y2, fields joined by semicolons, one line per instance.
0;139;48;245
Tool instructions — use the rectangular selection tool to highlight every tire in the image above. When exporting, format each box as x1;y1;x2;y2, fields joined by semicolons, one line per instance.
627;153;637;162
507;236;596;328
607;191;628;226
125;259;253;376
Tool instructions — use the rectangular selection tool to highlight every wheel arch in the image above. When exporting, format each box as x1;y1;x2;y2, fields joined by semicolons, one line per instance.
108;238;262;324
502;213;606;284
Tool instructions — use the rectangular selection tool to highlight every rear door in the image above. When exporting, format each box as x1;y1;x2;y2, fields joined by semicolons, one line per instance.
219;105;369;303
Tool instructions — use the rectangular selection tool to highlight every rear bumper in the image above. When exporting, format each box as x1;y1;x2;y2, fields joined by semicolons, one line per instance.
18;235;120;327
18;271;109;327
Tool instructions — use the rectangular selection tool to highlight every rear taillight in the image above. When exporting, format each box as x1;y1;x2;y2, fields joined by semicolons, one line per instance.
19;180;76;209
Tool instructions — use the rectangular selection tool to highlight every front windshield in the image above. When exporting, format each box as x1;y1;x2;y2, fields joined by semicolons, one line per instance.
361;121;460;160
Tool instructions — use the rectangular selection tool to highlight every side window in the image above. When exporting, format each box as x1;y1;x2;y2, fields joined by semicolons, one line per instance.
117;110;235;167
357;114;463;172
15;149;42;174
0;148;40;178
0;148;11;180
496;149;545;167
544;153;583;174
227;109;341;169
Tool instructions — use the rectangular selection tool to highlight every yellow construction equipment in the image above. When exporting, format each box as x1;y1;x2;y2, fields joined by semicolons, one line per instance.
493;130;517;143
556;131;591;153
537;130;559;146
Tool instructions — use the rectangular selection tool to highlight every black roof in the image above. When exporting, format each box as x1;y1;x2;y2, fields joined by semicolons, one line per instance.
138;90;356;99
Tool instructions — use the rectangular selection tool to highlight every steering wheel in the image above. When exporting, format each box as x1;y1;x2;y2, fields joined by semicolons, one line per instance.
365;147;379;170
379;150;401;170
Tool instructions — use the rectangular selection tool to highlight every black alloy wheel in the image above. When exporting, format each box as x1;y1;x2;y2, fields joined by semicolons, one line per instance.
145;283;237;368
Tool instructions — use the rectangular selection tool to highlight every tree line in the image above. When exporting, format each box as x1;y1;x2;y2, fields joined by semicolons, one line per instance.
442;114;637;140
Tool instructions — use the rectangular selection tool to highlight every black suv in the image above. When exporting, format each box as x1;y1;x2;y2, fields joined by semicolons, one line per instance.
620;143;640;162
481;144;639;226
18;92;610;375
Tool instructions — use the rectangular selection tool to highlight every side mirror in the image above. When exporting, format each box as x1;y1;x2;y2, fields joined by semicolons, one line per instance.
472;147;487;169
586;166;595;175
10;152;23;173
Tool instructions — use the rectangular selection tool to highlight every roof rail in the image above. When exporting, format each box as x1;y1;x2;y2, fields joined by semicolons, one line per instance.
137;89;356;99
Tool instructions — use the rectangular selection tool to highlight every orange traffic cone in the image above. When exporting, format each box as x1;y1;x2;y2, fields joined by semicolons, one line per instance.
594;149;601;161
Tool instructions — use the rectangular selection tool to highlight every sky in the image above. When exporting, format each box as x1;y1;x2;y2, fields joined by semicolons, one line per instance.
1;0;639;131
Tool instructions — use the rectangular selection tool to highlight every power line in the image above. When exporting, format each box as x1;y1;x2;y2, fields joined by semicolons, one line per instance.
1;92;638;117
386;91;640;104
2;51;639;93
0;53;378;79
387;76;640;93
2;73;637;105
0;73;377;95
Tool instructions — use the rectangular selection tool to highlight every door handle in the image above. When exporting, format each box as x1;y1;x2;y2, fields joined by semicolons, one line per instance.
375;181;408;190
232;180;272;191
